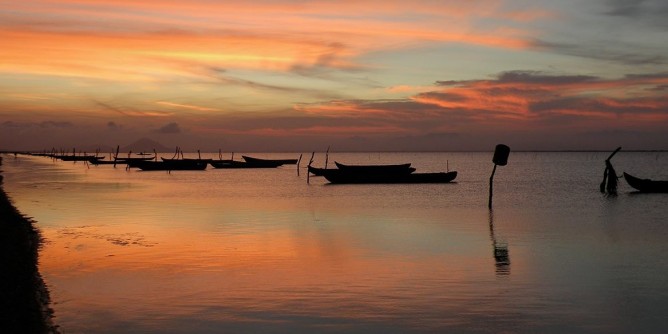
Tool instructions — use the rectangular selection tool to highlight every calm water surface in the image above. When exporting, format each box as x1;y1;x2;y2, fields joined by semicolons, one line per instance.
3;152;668;333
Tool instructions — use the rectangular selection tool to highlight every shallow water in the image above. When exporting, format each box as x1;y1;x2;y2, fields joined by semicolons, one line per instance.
2;152;668;333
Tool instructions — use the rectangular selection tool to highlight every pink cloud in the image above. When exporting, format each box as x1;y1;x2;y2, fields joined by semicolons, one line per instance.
293;71;668;137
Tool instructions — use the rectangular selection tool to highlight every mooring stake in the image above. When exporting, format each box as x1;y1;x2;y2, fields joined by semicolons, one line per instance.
489;144;510;209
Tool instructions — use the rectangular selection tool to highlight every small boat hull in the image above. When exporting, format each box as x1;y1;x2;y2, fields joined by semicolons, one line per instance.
624;172;668;193
307;165;327;176
242;156;298;165
210;160;280;169
323;170;457;184
129;160;207;171
334;162;412;173
58;155;104;162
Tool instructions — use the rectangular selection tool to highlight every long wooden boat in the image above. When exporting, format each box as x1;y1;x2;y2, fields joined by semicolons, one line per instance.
90;156;155;166
322;169;457;184
334;162;412;173
117;156;155;162
90;160;124;165
242;155;298;165
161;157;213;163
307;165;327;176
128;160;207;171
210;160;281;169
58;155;105;162
623;172;668;193
210;159;235;164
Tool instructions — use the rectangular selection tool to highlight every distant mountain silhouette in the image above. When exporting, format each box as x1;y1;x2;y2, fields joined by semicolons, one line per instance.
121;138;170;153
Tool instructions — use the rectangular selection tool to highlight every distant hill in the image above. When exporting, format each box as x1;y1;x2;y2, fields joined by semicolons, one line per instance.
121;138;171;153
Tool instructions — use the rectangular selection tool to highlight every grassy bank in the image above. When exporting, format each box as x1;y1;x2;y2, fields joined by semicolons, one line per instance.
0;156;57;333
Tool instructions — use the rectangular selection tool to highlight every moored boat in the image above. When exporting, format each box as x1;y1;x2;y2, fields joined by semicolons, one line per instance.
117;156;155;162
210;160;281;169
129;160;208;171
623;172;668;193
161;157;213;163
58;155;105;162
334;162;412;173
307;165;327;176
91;155;156;166
322;169;457;184
90;159;123;165
242;155;298;165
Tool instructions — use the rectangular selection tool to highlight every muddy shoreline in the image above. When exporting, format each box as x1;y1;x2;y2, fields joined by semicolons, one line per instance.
0;156;57;333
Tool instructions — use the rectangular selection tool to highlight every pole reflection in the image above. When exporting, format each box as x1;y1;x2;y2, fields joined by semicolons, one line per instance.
488;209;510;276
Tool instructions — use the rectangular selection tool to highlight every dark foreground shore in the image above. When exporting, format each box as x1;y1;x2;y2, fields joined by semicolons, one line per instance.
0;156;57;333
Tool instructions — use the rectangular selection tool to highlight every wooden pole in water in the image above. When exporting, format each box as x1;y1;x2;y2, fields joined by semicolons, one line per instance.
113;145;120;168
489;144;510;209
600;147;622;194
307;152;315;184
297;153;303;176
325;146;330;169
126;151;132;171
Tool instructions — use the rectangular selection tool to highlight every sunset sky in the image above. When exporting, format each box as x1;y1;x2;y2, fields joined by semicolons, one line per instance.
2;0;667;151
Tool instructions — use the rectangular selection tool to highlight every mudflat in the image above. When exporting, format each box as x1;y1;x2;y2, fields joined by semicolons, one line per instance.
0;156;56;333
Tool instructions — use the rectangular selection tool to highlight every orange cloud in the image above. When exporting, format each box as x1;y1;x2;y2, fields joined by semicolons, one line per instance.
295;101;396;118
1;0;546;82
0;28;358;81
207;125;408;137
156;101;218;112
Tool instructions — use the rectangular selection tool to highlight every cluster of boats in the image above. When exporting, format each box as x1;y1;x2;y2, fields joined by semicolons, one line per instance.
37;149;300;171
127;155;299;171
25;150;668;191
38;151;459;184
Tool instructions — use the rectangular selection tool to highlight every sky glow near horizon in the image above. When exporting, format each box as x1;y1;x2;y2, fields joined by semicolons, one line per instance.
1;0;667;151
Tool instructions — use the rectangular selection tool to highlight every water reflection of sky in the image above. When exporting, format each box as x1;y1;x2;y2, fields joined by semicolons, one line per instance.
3;153;668;333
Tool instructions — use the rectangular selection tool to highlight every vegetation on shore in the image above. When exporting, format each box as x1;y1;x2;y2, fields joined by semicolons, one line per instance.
0;156;57;333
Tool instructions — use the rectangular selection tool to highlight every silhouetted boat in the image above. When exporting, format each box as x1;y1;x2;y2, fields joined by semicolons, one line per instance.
310;162;413;177
322;169;457;184
334;162;412;173
242;156;298;165
91;155;156;166
307;165;327;176
88;153;154;165
210;159;235;164
210;160;281;169
58;155;104;162
118;156;155;162
161;157;213;163
90;159;122;165
623;172;668;193
129;160;207;171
